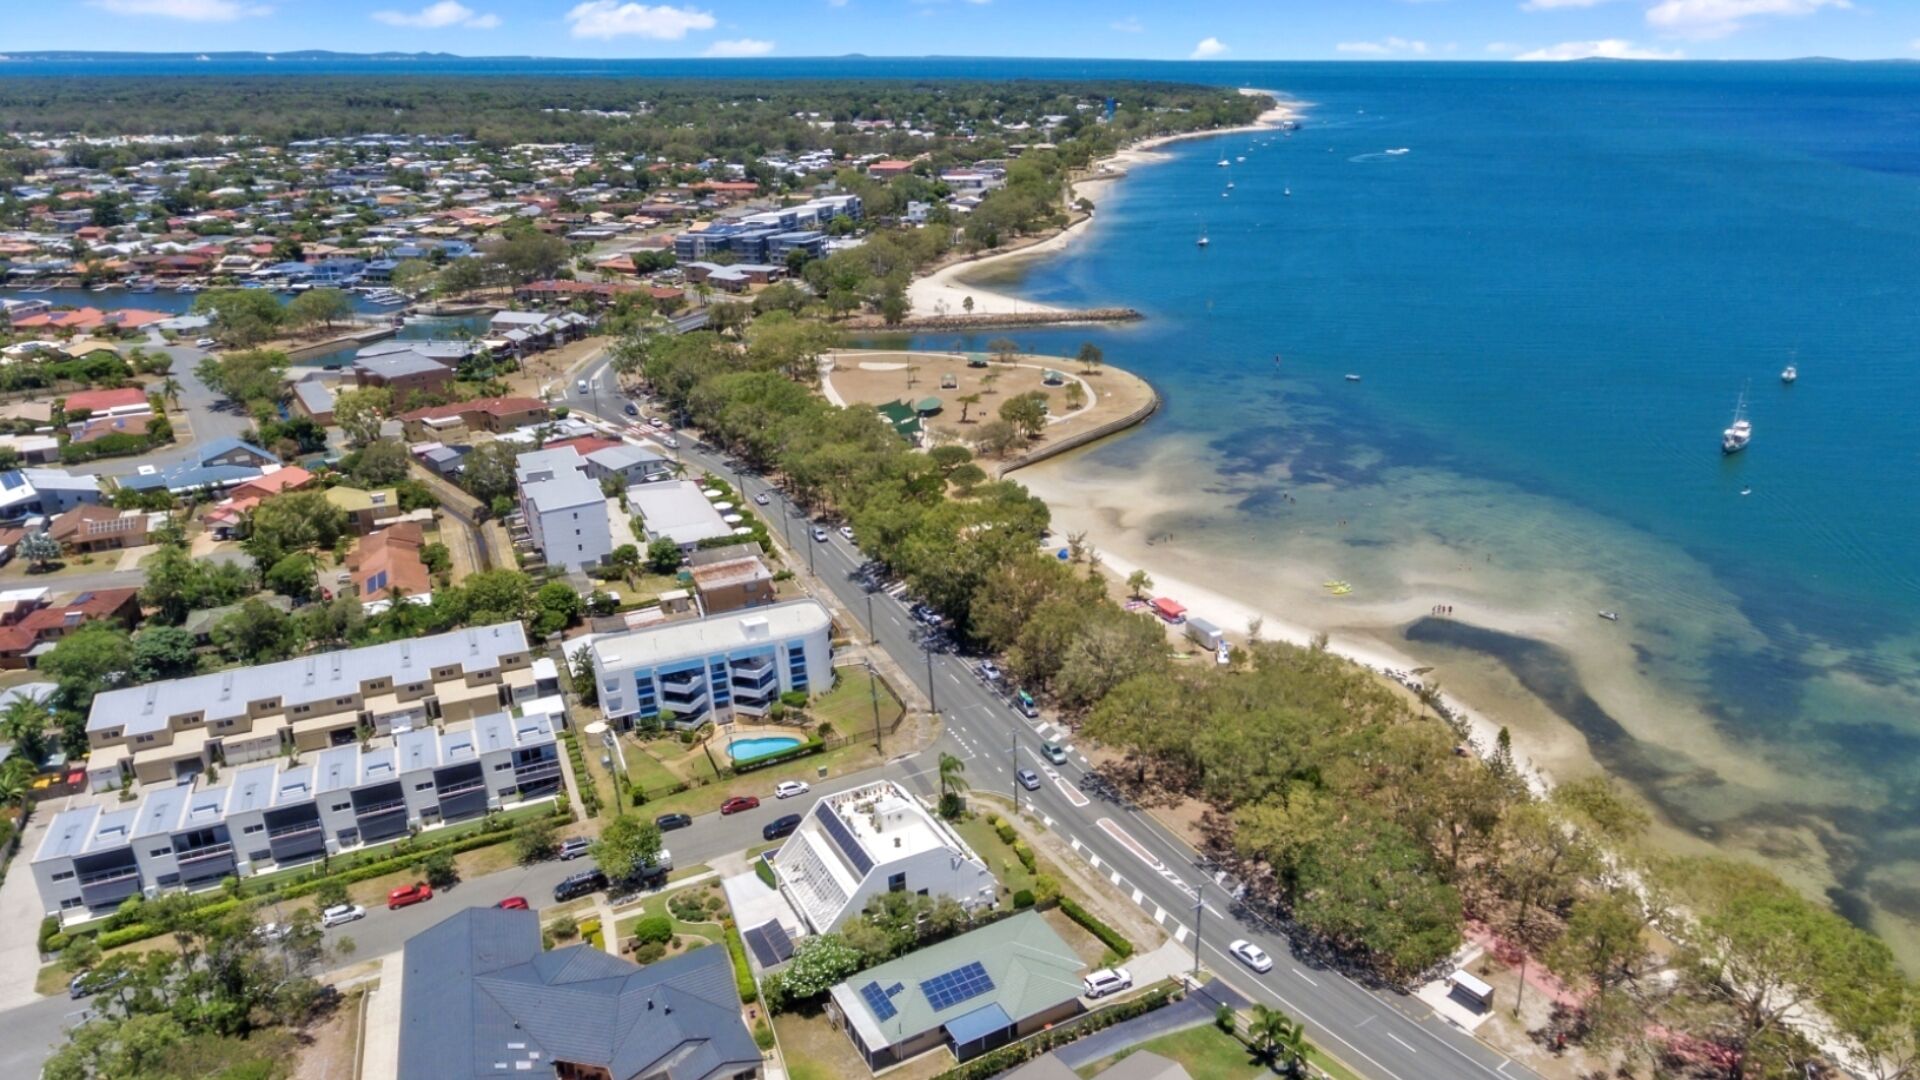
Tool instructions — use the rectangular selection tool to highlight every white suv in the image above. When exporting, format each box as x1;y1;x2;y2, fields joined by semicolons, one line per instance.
1082;967;1133;999
775;780;810;799
320;903;365;928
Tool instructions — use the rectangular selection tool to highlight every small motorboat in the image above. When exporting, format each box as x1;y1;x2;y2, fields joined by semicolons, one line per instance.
1284;187;1292;197
1781;364;1797;385
1217;159;1230;168
1344;373;1362;382
1598;611;1619;622
1740;487;1752;496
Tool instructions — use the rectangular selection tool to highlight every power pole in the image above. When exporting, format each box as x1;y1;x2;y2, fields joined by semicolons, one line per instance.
1192;879;1205;982
1011;728;1020;807
925;642;936;713
865;592;877;644
867;662;883;755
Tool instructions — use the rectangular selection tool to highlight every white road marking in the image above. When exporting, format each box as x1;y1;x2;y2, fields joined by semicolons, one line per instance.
1130;888;1144;904
1293;967;1319;987
1070;837;1082;851
1174;924;1190;943
1152;906;1167;924
1388;1033;1417;1053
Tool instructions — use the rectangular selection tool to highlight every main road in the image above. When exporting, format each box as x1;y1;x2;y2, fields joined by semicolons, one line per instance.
565;351;1543;1080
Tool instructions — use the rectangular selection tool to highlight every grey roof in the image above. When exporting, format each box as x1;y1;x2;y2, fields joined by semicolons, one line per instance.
627;480;731;548
88;622;530;736
358;340;474;362
585;444;664;472
353;352;450;380
292;379;336;415
399;908;759;1080
514;447;586;485
523;470;604;515
1096;1052;1193;1080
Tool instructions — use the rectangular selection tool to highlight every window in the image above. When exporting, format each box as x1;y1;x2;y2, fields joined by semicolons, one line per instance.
414;781;434;791
51;870;74;882
493;762;512;772
330;802;350;812
60;897;84;910
243;824;264;835
135;734;155;745
888;872;907;893
150;847;171;858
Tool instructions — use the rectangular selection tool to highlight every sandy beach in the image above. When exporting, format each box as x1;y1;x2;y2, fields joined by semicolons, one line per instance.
906;88;1302;319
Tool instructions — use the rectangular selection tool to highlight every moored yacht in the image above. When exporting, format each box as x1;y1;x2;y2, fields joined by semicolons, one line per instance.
1781;364;1797;385
1722;389;1752;454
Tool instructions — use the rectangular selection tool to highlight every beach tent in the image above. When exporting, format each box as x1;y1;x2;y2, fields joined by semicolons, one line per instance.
1150;597;1188;624
915;397;943;415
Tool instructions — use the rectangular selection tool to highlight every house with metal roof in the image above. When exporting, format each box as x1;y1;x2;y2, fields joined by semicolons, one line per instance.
828;911;1087;1069
117;437;280;493
398;907;760;1080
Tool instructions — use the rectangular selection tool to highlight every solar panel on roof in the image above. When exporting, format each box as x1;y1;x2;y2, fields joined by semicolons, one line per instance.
920;961;994;1012
742;920;794;968
859;980;898;1021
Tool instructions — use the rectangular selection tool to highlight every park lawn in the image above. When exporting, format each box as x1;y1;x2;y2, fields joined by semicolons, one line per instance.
1074;1023;1365;1080
807;668;904;736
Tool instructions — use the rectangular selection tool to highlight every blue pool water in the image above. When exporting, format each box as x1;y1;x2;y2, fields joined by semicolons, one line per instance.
727;736;802;763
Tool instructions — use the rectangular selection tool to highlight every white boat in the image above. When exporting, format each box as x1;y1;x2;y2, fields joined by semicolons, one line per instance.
1781;364;1797;385
1235;156;1245;163
1196;225;1209;248
1345;373;1362;382
1598;611;1619;622
1284;187;1292;198
1386;148;1411;156
1217;159;1230;167
1722;388;1752;454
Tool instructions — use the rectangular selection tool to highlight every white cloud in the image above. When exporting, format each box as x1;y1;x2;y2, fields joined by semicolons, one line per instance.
1189;36;1228;59
1335;36;1430;55
704;37;774;55
565;1;716;39
91;0;268;20
1110;15;1143;32
1514;37;1684;58
1520;0;1612;9
1645;0;1848;40
372;1;499;28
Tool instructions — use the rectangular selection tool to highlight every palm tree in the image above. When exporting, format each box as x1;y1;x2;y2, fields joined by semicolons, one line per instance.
0;757;32;809
1;697;50;764
1272;1015;1313;1076
1249;1005;1311;1074
159;376;183;409
937;752;969;817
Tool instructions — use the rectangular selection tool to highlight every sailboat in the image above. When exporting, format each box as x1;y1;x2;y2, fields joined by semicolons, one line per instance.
1721;386;1753;454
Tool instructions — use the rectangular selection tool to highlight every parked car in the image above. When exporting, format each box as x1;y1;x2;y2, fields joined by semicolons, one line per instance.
496;896;530;911
1017;768;1042;791
253;922;292;944
811;526;828;542
1042;742;1068;766
654;847;674;872
69;969;127;1000
320;903;366;928
1015;690;1039;719
839;525;855;541
977;660;1003;683
558;837;592;860
753;492;770;506
763;813;803;841
193;337;217;348
774;780;810;799
623;403;639;416
386;883;433;910
1083;967;1134;999
1229;939;1275;973
553;869;608;902
655;812;693;831
720;795;760;815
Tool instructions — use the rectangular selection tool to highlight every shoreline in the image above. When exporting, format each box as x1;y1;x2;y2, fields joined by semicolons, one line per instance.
905;88;1302;320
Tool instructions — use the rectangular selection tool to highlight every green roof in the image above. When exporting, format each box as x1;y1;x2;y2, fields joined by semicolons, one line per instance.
831;911;1084;1050
915;396;943;413
873;400;923;440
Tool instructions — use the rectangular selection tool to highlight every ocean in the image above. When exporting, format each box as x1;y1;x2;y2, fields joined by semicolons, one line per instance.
888;62;1920;960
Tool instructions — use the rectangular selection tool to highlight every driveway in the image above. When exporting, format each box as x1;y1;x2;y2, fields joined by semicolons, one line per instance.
0;809;58;1010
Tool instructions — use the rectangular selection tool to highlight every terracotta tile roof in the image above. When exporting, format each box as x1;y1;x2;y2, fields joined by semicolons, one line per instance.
399;396;546;422
59;387;150;414
346;522;431;601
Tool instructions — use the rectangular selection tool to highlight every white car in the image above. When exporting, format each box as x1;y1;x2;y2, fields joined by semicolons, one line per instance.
194;337;217;348
838;525;855;541
577;379;590;394
753;492;770;506
1083;967;1133;999
662;436;678;448
320;903;366;928
811;526;828;542
1229;939;1274;973
253;922;292;944
774;780;810;799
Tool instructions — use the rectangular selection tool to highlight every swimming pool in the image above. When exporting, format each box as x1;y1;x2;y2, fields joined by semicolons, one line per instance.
727;735;803;762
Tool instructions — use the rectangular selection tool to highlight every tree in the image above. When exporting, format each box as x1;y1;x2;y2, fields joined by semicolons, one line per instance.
646;537;684;574
987;337;1020;365
130;625;198;682
956;392;982;423
157;376;182;409
16;530;59;572
244;490;349;566
1076;341;1104;373
346;436;410;486
264;553;318;601
962;295;974;314
332;387;393;447
1546;890;1657;1045
513;816;558;865
486;231;570;284
535;581;583;636
40;623;134;712
416;848;458;889
210;598;300;664
287;287;352;330
936;751;969;817
195;348;288;409
590;814;663;885
764;934;865;1011
973;419;1021;458
193;289;285;346
1126;569;1153;599
1;696;51;766
461;569;536;624
457;440;522;506
998;392;1048;439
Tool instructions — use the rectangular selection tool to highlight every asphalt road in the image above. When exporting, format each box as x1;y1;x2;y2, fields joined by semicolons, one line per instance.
88;333;252;480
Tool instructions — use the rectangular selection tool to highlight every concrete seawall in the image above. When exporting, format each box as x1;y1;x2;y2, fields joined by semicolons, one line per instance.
996;390;1159;478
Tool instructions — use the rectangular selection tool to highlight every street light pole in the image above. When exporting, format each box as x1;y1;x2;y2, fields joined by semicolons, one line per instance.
866;592;877;644
925;642;936;713
1192;879;1205;982
1011;728;1020;807
867;662;883;756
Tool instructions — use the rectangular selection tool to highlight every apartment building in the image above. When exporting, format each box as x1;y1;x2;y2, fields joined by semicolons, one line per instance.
84;622;537;792
770;779;997;935
34;705;562;921
514;447;613;570
589;599;832;730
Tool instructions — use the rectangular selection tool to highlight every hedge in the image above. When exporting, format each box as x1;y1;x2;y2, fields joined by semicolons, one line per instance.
728;736;825;775
721;919;758;1004
1059;897;1133;960
631;914;673;946
754;857;776;890
1012;840;1037;875
993;818;1017;847
934;980;1182;1080
1012;889;1035;910
559;731;601;817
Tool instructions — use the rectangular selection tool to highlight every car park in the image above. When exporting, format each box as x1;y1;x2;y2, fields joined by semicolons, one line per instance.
721;795;760;815
811;526;828;542
775;780;810;799
553;869;608;902
1042;743;1068;765
655;812;693;831
496;896;530;911
387;882;433;910
1229;939;1274;973
320;903;366;928
1083;967;1133;999
763;813;802;841
559;837;592;860
1017;768;1041;791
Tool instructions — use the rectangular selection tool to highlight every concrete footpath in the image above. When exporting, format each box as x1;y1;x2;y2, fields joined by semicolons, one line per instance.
0;810;57;1010
1054;976;1248;1069
359;953;403;1080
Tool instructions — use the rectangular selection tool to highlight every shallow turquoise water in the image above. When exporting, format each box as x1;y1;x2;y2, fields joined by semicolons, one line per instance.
726;736;803;762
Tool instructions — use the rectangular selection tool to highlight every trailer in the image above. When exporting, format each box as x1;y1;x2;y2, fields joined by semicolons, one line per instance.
1185;616;1225;651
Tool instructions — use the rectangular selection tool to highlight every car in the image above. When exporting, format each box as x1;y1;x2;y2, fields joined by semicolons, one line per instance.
1083;967;1134;999
662;436;679;448
1042;742;1068;766
576;379;590;394
387;883;433;910
753;492;770;506
253;922;293;944
1229;939;1275;973
839;525;855;541
69;969;127;1000
653;847;674;872
655;812;693;831
623;403;639;416
810;525;829;542
1017;768;1042;791
553;869;608;902
558;837;592;860
649;417;666;429
720;795;761;815
763;813;803;841
977;660;1003;682
774;780;810;799
320;903;366;928
496;896;530;911
1015;690;1039;719
194;337;217;348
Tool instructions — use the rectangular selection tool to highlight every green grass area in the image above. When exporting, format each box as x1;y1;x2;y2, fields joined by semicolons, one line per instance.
666;863;711;883
952;809;1036;897
237;801;558;895
621;740;683;791
633;736;887;819
610;882;728;954
1074;1022;1364;1080
808;667;904;737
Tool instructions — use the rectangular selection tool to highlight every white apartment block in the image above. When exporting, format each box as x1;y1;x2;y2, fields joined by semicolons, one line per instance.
515;447;613;571
589;599;833;730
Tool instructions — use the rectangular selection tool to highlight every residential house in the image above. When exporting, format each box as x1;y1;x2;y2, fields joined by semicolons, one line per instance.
0;587;142;670
350;341;472;406
291;378;336;425
0;468;105;521
202;465;314;536
323;485;402;535
399;397;549;441
48;505;150;555
118;438;280;494
627;480;733;552
345;522;433;609
588;599;832;730
690;554;775;615
59;386;152;421
514;448;611;571
397;908;760;1080
583;442;672;487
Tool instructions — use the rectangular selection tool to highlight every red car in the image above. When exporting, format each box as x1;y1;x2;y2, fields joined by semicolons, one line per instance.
496;896;529;911
387;883;434;910
720;795;760;815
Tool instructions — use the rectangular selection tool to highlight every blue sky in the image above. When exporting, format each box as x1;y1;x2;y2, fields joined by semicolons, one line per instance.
5;0;1913;62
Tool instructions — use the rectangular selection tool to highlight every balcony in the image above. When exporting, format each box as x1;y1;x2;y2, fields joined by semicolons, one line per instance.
266;820;322;841
729;658;774;680
78;865;140;889
657;670;702;689
514;762;562;784
437;779;486;798
355;800;407;818
174;842;234;865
